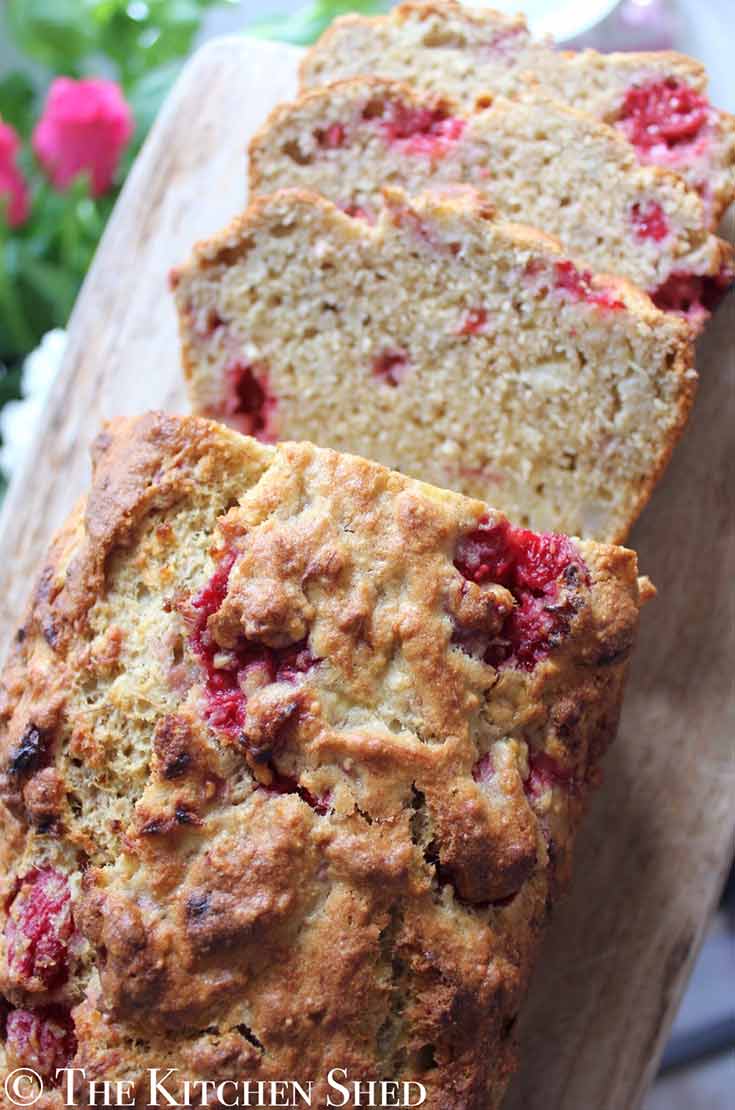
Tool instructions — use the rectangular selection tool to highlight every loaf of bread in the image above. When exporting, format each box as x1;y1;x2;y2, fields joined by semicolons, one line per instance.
301;0;735;227
250;77;733;327
0;412;648;1107
171;186;694;544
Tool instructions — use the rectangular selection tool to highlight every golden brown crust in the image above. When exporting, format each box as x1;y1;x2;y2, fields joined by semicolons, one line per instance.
299;0;527;84
554;47;707;90
300;2;706;92
0;415;644;1107
298;1;526;94
608;339;697;546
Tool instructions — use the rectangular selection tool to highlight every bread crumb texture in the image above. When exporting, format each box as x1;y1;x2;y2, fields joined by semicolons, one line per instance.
250;76;733;321
173;187;695;544
0;414;644;1108
300;0;735;226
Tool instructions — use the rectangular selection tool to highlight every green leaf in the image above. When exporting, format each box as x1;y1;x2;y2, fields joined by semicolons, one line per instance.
0;239;38;358
0;0;239;368
21;258;80;322
0;72;38;139
5;0;93;73
0;364;23;407
248;0;391;45
315;0;393;12
91;0;210;86
126;60;183;136
247;12;333;45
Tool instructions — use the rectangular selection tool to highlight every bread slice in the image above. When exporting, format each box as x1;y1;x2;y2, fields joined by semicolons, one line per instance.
301;0;735;228
250;77;733;328
0;411;647;1107
171;186;695;544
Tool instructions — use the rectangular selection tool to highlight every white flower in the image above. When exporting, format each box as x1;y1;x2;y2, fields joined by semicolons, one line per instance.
0;328;67;479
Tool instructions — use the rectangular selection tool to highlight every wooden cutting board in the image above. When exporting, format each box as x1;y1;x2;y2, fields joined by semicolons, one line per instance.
0;36;733;1110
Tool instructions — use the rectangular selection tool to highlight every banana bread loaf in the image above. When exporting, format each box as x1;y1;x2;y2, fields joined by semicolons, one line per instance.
171;186;695;543
0;412;648;1108
249;77;733;328
301;0;735;228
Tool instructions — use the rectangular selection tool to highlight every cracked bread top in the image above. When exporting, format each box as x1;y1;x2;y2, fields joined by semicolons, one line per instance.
0;413;645;1108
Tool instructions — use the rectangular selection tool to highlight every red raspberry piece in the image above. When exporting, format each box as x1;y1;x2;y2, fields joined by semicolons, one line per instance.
492;593;556;670
631;200;669;242
5;1006;76;1081
453;518;516;586
372;349;409;386
203;683;247;734
190;555;319;742
652;266;733;319
619;79;710;152
453;517;588;671
190;552;247;736
381;103;444;140
458;307;488;335
5;867;73;991
222;361;278;442
380;102;466;156
472;753;495;783
275;642;318;683
511;529;579;593
555;261;624;310
525;751;573;799
554;260;592;300
189;550;236;658
317;122;346;148
339;203;374;223
259;767;331;814
438;117;465;142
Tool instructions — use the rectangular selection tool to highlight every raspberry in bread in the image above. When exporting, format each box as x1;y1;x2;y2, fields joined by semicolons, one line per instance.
0;411;648;1107
300;0;735;228
249;77;733;328
171;186;695;544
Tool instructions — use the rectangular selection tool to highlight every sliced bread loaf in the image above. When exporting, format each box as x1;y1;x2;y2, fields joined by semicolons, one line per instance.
171;187;695;543
250;77;733;328
0;411;646;1107
301;0;735;227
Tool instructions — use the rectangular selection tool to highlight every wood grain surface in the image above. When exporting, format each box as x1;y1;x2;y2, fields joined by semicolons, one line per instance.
0;36;732;1110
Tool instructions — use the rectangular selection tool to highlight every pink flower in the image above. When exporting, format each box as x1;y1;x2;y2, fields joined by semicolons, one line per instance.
33;77;134;197
0;121;30;227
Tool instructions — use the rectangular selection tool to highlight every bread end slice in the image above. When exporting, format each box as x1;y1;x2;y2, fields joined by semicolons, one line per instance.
1;411;647;1107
